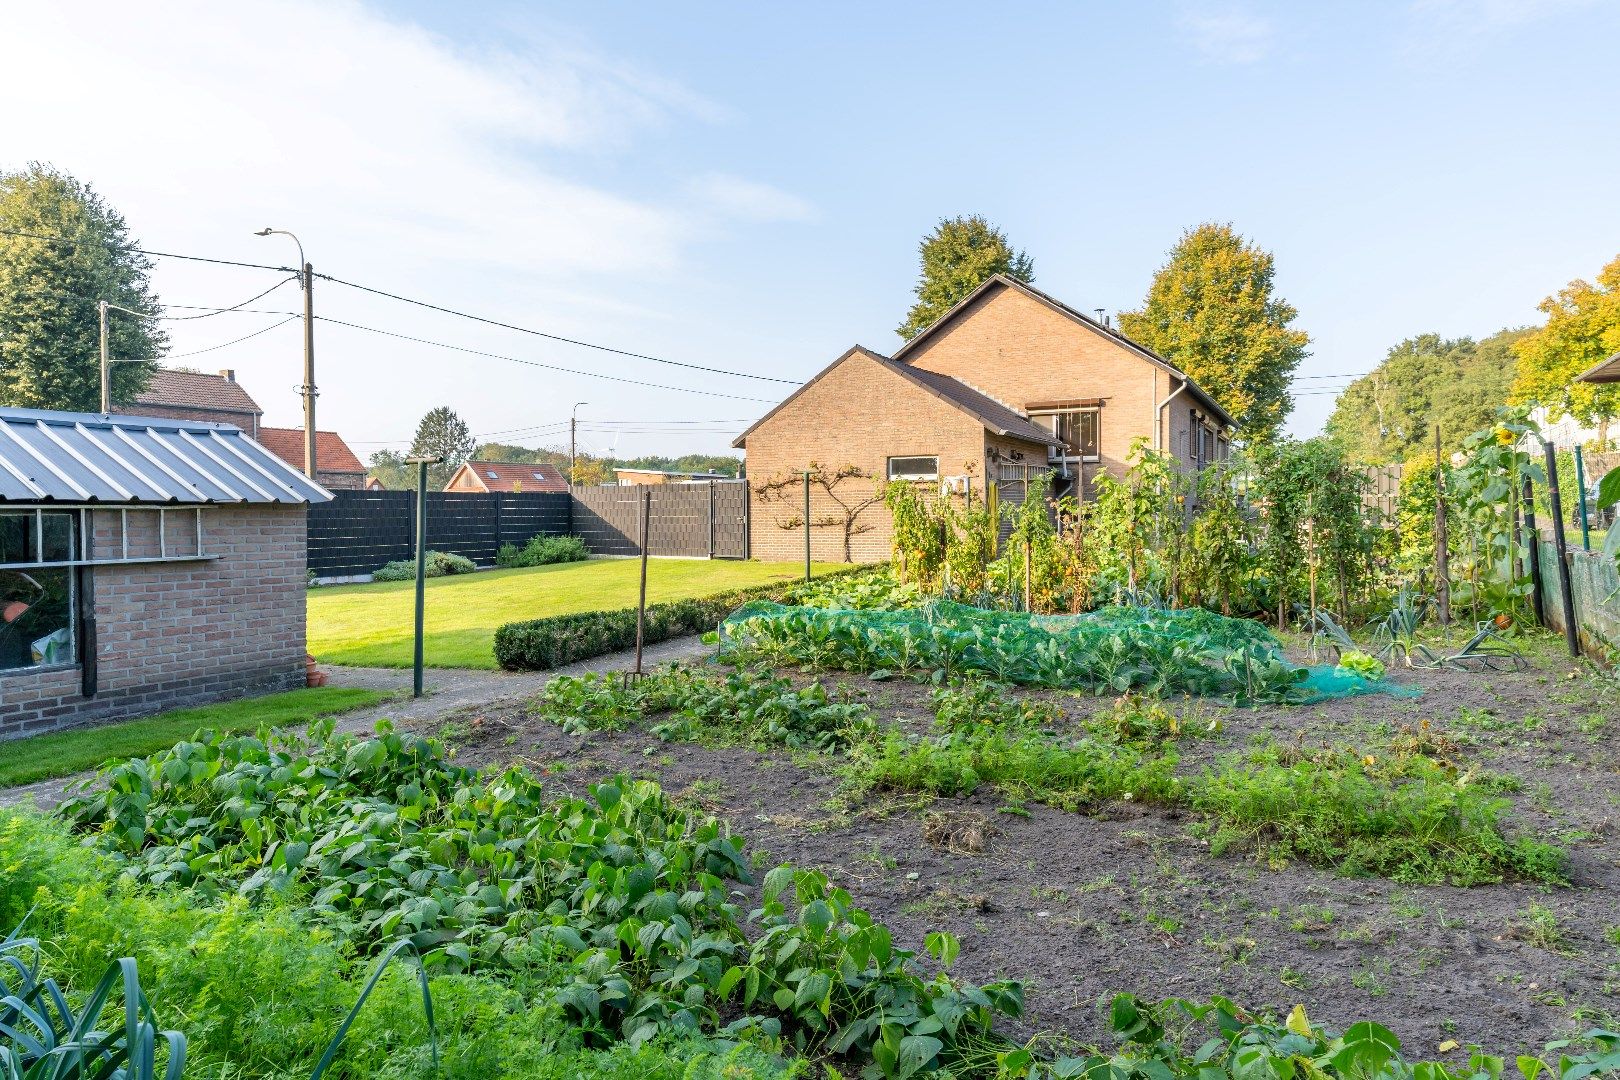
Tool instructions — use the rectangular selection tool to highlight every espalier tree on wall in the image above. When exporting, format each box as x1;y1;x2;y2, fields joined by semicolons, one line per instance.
0;163;166;411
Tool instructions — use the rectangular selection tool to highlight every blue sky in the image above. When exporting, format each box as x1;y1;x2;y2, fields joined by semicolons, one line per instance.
4;1;1617;459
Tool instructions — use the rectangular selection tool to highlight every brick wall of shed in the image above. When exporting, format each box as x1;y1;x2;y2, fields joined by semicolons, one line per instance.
0;504;307;741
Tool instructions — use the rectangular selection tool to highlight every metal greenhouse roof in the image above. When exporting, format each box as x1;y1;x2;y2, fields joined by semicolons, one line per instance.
0;407;333;505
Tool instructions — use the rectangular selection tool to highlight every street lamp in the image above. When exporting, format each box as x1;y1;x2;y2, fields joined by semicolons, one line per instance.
254;227;317;480
570;402;589;486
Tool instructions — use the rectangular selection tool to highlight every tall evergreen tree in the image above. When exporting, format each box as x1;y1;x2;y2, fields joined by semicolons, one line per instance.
0;163;166;411
897;215;1033;339
1119;223;1308;444
408;406;475;488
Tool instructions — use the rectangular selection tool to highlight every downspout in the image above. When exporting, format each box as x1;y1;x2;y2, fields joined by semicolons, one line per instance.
1154;376;1191;453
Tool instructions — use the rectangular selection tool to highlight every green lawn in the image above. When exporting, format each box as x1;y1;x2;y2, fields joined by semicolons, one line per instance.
307;558;848;669
0;687;388;789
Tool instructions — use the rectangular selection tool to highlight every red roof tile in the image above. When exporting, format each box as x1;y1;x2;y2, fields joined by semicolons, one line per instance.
256;427;367;475
450;461;569;493
130;369;263;415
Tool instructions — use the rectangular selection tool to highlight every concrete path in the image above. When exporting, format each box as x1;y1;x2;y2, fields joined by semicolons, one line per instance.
0;633;712;811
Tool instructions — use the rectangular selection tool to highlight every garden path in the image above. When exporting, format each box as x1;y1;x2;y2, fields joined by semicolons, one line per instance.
0;633;711;811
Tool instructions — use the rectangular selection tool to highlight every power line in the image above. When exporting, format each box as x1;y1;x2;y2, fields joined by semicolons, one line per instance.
0;226;292;273
167;315;300;358
314;272;800;386
9;279;299;320
316;316;777;403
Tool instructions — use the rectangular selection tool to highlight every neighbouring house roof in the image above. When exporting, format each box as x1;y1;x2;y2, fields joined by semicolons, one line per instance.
613;467;732;479
1576;352;1620;384
256;427;367;475
448;461;569;493
732;346;1063;450
890;273;1239;430
128;368;263;416
0;407;331;504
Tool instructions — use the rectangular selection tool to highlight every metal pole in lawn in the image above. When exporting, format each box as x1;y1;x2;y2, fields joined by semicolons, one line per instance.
803;470;811;583
407;456;441;697
1574;445;1592;551
1542;441;1581;657
632;487;651;681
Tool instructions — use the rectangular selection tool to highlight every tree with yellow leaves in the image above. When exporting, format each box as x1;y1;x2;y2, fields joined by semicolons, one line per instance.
1509;253;1620;426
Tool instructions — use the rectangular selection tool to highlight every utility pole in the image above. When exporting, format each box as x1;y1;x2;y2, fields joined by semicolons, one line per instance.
301;261;316;479
570;402;588;486
98;301;110;414
255;229;317;479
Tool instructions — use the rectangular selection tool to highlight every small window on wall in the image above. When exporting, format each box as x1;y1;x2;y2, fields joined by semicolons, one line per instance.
0;510;77;672
1033;408;1100;461
887;455;939;481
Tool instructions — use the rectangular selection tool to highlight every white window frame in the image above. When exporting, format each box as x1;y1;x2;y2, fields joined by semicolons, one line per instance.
1030;407;1101;464
887;455;940;481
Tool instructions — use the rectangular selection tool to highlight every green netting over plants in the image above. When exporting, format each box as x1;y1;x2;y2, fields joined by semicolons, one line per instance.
718;600;1418;705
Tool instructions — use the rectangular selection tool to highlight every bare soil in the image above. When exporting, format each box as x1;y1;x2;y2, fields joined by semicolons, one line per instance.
422;636;1620;1060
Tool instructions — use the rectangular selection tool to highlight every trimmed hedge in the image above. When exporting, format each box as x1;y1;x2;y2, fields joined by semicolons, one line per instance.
493;565;870;670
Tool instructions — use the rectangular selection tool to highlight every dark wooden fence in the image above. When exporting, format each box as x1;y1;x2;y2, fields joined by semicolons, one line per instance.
572;481;748;559
307;491;571;578
307;481;748;577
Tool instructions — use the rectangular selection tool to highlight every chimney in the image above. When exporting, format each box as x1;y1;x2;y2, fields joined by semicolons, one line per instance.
218;369;236;382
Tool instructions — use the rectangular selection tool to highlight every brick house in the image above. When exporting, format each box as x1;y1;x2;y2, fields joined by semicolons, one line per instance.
118;368;367;491
256;427;368;491
613;467;732;486
444;460;569;493
0;407;330;741
126;368;262;434
733;274;1235;562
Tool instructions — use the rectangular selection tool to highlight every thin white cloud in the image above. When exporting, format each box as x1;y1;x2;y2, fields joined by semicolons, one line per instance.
1176;7;1275;64
0;1;814;447
1402;0;1599;56
685;173;814;223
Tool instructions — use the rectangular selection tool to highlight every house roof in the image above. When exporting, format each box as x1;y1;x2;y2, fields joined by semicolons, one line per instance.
1576;352;1620;384
890;274;1238;430
129;369;263;416
256;427;367;475
732;345;1063;450
613;467;732;479
0;407;331;505
449;461;569;493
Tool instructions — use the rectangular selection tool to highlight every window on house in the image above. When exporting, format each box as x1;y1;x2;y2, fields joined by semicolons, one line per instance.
887;455;939;481
1032;408;1100;461
0;510;77;672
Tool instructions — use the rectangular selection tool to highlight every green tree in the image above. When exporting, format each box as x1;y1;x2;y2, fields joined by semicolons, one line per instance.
0;163;165;411
1119;223;1308;444
897;215;1033;340
1509;253;1620;426
1327;329;1530;464
408;407;475;488
365;449;414;491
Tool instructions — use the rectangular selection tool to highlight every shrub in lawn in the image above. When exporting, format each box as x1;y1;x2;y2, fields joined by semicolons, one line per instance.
496;534;590;568
493;566;869;671
1190;746;1567;885
372;549;477;581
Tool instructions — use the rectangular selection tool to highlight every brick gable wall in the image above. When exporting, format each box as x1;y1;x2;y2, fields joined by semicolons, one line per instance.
742;351;1034;563
899;284;1191;477
0;504;307;740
